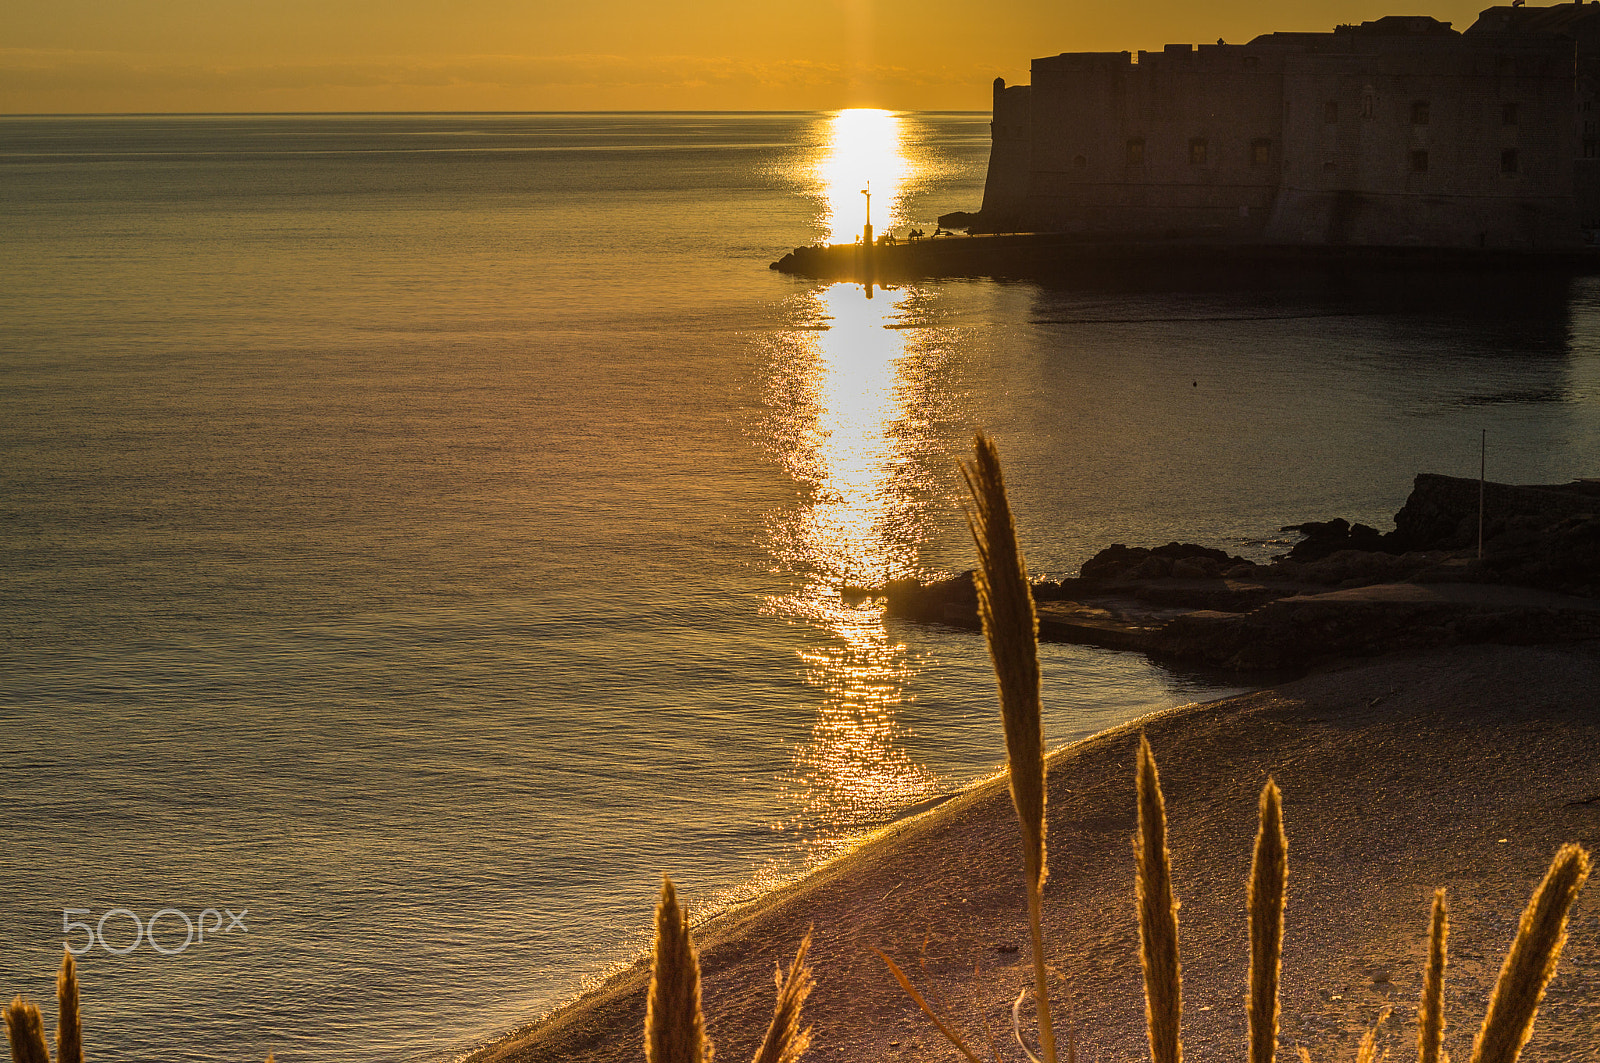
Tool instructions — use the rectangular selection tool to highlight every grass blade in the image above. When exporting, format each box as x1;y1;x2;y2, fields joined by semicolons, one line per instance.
971;964;1004;1063
646;876;711;1063
960;430;1057;1063
1418;889;1448;1063
1247;779;1287;1063
1135;736;1183;1063
1468;844;1590;1063
875;950;987;1063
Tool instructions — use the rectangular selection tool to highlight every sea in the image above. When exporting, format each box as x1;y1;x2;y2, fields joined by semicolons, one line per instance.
3;111;1599;1063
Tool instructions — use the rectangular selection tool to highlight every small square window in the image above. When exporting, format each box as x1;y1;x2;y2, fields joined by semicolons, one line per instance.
1126;138;1145;165
1243;55;1261;70
1411;100;1430;125
1073;154;1087;169
1323;159;1339;173
1189;138;1208;165
1324;101;1339;124
1502;148;1519;174
1503;102;1519;125
1251;138;1272;166
1410;149;1429;173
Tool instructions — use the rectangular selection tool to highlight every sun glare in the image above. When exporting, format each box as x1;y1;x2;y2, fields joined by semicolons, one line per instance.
818;109;913;245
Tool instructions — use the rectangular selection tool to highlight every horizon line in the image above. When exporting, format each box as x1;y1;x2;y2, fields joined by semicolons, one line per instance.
0;108;993;119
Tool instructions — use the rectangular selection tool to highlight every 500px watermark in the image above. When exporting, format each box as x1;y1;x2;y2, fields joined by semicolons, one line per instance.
62;908;248;956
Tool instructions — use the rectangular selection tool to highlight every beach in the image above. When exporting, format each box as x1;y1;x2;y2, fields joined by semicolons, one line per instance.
473;641;1600;1063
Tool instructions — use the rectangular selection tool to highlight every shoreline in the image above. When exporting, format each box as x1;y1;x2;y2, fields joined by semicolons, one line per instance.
468;641;1600;1063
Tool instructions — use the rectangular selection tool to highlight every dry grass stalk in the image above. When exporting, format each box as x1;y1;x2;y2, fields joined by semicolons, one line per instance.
4;997;51;1063
959;430;1057;1063
54;952;80;1063
750;929;814;1063
1468;843;1591;1063
1135;736;1183;1063
972;964;1005;1063
1418;889;1449;1063
646;876;712;1063
1247;778;1287;1063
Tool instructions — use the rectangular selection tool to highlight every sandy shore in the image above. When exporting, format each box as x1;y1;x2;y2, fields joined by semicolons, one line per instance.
470;642;1600;1063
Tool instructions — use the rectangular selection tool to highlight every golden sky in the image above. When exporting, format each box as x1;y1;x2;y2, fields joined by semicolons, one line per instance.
5;0;1500;113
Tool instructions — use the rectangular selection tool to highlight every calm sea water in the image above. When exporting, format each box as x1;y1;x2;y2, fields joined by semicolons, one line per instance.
3;112;1599;1062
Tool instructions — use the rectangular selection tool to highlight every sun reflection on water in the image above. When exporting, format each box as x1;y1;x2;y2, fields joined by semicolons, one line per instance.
765;281;942;856
817;109;914;244
762;100;954;865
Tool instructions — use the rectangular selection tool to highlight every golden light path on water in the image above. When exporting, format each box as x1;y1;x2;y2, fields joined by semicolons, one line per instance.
817;109;915;244
759;109;944;873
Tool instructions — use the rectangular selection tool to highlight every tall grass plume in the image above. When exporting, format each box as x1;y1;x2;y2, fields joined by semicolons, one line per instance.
1247;779;1287;1063
55;951;81;1063
646;875;712;1063
751;929;814;1063
1419;889;1448;1063
4;997;50;1063
1468;843;1591;1063
1135;736;1183;1063
960;430;1057;1063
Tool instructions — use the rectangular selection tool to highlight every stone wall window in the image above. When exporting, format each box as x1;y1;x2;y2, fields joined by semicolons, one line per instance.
1251;138;1272;166
1189;138;1208;165
1243;55;1260;70
1410;149;1429;173
1324;101;1339;124
1502;148;1519;174
1503;102;1519;126
1073;154;1087;169
1411;100;1430;125
1126;138;1145;165
1362;88;1376;119
1586;139;1598;159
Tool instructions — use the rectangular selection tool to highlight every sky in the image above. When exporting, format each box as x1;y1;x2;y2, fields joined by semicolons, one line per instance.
4;0;1505;113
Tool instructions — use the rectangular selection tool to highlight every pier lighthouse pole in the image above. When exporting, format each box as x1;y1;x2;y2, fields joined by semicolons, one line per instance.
859;182;876;292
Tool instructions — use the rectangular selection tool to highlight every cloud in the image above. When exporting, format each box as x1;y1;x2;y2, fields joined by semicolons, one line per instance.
0;49;996;111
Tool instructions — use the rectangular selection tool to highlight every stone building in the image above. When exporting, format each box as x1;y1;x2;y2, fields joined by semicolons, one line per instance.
976;3;1600;249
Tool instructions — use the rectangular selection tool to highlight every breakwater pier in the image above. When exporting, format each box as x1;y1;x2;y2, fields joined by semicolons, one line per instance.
770;232;1600;283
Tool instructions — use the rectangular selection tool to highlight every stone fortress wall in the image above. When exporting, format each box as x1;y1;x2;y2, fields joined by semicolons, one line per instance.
976;4;1600;249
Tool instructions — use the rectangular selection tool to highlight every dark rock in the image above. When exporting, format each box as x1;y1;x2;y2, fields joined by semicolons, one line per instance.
882;571;979;626
1080;542;1244;581
1155;595;1600;671
1281;517;1399;562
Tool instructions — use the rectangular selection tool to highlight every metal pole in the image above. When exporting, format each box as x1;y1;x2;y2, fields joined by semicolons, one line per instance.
1478;428;1486;561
